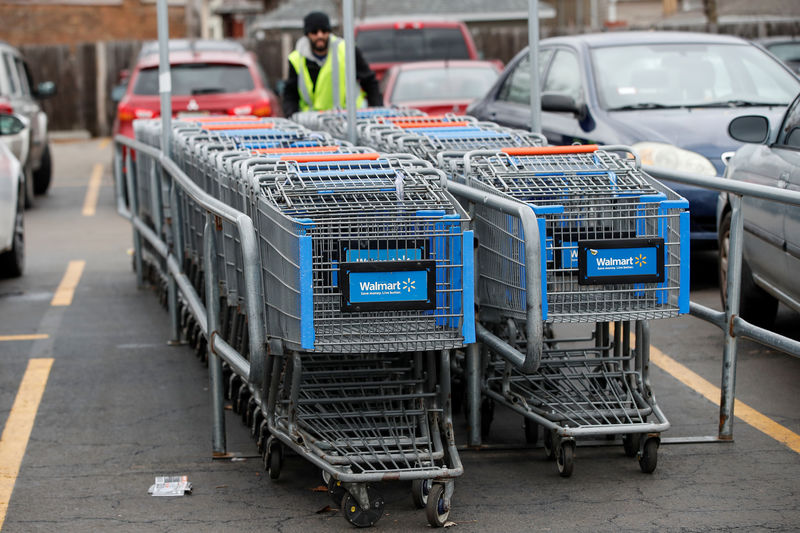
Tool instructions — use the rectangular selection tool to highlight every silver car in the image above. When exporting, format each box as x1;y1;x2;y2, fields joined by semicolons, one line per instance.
718;93;800;327
0;40;56;206
0;113;26;277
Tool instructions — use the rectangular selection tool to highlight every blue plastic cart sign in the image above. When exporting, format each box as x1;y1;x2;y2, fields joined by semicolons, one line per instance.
340;260;436;312
578;238;665;285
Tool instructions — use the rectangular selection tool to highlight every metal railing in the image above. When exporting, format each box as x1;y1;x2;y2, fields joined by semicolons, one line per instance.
643;164;800;441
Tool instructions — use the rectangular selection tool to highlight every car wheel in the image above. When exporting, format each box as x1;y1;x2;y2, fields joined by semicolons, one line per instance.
0;182;24;278
23;164;34;208
33;144;52;195
718;210;778;328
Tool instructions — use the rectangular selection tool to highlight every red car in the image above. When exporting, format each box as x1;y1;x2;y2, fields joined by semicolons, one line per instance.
113;39;280;139
380;60;500;115
355;20;480;81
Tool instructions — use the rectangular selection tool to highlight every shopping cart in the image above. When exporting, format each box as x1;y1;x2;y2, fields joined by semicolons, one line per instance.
451;144;689;476
247;151;475;526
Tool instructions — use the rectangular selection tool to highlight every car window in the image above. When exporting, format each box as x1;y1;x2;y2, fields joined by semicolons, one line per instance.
776;95;800;149
497;49;553;105
593;43;800;110
132;64;255;96
390;66;498;103
14;57;30;96
357;28;470;63
542;49;581;102
2;53;18;95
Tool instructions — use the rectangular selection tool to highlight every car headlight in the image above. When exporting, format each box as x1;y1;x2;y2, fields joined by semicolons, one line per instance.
632;142;717;177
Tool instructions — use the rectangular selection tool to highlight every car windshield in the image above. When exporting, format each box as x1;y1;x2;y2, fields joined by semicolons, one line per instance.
390;66;498;103
592;43;800;111
357;28;470;63
132;63;254;96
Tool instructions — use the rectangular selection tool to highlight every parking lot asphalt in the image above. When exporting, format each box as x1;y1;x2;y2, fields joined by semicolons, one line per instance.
0;139;798;532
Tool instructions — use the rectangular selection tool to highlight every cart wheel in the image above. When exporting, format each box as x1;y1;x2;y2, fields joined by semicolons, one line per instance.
425;483;450;528
265;438;282;480
639;437;659;474
543;430;555;460
327;477;346;508
411;478;432;509
480;397;494;439
622;433;641;458
556;441;575;478
341;486;384;528
321;469;331;485
523;418;539;446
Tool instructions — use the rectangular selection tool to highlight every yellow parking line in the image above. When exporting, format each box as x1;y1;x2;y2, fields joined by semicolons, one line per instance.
0;334;49;342
51;260;85;307
0;358;54;530
98;138;110;149
649;345;800;454
81;164;104;216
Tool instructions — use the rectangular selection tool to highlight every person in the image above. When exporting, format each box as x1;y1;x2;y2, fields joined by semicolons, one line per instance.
282;11;382;117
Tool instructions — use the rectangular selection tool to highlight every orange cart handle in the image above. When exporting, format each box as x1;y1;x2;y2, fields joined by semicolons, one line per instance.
252;146;340;154
202;123;275;130
501;145;599;156
280;153;381;162
391;120;471;129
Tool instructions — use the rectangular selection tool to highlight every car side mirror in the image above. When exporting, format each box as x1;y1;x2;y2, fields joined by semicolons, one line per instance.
0;114;26;136
35;80;56;99
541;92;588;121
728;115;769;144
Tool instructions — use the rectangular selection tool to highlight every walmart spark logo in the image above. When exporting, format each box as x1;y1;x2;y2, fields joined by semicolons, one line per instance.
634;254;646;267
402;278;415;293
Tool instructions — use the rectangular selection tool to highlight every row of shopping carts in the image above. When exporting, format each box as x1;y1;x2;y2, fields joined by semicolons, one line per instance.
291;110;690;477
120;106;690;527
129;112;472;527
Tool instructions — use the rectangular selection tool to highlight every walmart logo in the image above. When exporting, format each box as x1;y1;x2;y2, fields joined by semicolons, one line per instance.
402;278;415;293
634;254;646;267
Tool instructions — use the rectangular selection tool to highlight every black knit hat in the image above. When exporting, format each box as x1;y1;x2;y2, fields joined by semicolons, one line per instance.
303;11;331;34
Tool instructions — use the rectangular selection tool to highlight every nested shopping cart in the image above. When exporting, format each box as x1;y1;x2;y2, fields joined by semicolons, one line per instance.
249;151;475;527
455;144;689;476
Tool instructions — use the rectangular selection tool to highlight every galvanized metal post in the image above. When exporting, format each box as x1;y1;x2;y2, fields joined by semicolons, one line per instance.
204;214;226;454
156;0;173;160
719;194;744;439
125;153;143;288
466;342;481;446
528;0;542;134
342;0;357;144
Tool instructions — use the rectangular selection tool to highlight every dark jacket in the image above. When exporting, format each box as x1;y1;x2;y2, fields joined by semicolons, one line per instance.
282;36;382;116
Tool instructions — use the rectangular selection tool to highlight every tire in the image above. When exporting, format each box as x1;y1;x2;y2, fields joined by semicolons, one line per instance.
0;184;24;278
411;478;432;509
556;441;575;478
341;486;384;528
425;483;450;528
543;429;555;460
639;437;659;474
33;144;52;195
622;433;641;458
718;211;778;328
23;165;34;209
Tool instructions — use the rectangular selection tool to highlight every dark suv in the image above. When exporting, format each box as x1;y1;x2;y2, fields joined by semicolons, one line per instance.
0;40;56;206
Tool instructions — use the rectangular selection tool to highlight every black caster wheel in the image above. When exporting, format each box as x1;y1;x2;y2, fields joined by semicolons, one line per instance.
639;437;659;474
411;478;433;509
623;433;641;458
341;486;384;528
235;385;250;416
425;483;450;528
250;409;263;440
327;476;346;508
243;397;256;426
480;397;494;439
265;437;282;480
556;440;575;478
523;418;539;446
543;430;556;460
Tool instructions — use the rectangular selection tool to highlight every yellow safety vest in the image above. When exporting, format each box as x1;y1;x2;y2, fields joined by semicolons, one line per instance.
288;37;366;111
